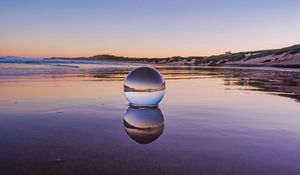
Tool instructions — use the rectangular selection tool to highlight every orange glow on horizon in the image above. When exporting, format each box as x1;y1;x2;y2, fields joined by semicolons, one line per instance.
0;48;221;58
1;42;299;58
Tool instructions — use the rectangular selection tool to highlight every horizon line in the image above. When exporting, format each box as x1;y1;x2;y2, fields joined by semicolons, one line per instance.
1;43;299;59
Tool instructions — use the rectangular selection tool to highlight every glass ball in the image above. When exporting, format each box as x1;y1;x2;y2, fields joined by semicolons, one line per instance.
124;66;165;107
123;107;164;144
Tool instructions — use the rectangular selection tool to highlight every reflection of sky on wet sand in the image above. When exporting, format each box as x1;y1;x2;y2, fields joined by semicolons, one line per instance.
1;64;300;174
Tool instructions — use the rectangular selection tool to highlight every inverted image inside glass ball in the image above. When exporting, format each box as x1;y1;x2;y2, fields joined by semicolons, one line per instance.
123;107;164;144
124;66;165;107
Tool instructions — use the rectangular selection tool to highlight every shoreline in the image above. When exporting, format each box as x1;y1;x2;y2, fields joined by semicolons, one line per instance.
2;44;300;69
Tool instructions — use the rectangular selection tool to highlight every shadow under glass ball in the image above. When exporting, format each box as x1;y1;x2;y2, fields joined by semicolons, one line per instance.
124;66;165;107
123;107;164;144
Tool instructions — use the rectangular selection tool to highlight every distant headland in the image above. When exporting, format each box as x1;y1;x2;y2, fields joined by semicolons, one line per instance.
2;44;300;68
46;44;300;68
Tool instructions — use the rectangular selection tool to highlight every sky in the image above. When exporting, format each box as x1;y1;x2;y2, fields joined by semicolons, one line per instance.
0;0;300;58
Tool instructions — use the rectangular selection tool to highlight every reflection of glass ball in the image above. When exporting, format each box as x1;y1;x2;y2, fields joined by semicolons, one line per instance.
124;66;165;107
123;107;164;144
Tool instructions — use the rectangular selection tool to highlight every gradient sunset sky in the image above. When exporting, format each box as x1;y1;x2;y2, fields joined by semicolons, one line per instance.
1;0;300;58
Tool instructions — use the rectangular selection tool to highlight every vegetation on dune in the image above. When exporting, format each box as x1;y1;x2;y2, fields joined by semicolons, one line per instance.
246;44;300;59
200;44;300;64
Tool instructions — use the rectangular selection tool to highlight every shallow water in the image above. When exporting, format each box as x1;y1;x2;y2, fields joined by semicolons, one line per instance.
0;63;300;175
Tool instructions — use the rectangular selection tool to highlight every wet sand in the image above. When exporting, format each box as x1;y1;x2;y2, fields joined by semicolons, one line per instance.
0;63;300;175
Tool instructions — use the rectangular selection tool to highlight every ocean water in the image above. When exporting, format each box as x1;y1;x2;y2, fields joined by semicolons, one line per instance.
0;63;300;175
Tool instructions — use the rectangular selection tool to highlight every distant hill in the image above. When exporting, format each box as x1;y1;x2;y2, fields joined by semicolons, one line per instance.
48;44;300;67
